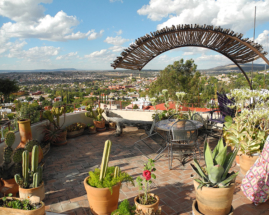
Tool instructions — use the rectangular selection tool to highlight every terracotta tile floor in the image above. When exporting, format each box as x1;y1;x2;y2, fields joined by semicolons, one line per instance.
43;127;269;215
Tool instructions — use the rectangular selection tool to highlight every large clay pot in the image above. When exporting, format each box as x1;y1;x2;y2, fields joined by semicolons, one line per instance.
84;176;120;215
19;182;45;201
239;154;259;176
192;200;234;215
17;119;32;149
52;130;67;146
0;197;45;215
0;178;19;196
134;193;160;214
93;119;105;129
194;180;235;215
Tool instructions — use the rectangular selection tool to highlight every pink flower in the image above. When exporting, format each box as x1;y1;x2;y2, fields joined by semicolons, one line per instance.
143;170;151;181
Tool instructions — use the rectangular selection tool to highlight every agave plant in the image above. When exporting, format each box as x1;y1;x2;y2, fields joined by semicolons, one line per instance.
191;138;239;189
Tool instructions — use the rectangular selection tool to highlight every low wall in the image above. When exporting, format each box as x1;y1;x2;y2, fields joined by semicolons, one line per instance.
108;109;154;121
0;111;93;163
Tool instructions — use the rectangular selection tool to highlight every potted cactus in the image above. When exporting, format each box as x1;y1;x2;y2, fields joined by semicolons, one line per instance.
0;131;22;196
14;145;45;201
85;105;106;131
84;140;134;214
43;107;67;146
191;138;239;215
24;139;43;163
66;122;86;138
87;124;96;134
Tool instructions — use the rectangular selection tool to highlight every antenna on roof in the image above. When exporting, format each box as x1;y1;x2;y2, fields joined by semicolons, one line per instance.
251;6;256;88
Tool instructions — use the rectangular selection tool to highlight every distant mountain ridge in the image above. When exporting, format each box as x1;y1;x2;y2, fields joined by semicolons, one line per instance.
0;68;77;73
199;63;268;74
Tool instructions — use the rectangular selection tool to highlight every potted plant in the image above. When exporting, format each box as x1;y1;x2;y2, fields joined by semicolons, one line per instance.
85;105;106;131
0;131;22;196
111;199;136;215
83;140;134;215
14;145;45;201
191;138;239;215
223;89;269;175
43;107;67;146
0;193;45;215
66;122;86;138
87;124;96;134
134;159;159;214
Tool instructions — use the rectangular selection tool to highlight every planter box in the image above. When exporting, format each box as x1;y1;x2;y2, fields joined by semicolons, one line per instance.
67;128;84;138
0;197;45;215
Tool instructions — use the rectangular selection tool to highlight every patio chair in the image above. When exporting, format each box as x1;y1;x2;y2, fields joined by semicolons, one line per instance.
168;120;201;170
134;114;167;160
191;112;210;138
207;92;236;133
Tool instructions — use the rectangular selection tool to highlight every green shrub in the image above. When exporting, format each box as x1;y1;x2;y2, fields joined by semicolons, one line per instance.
7;113;15;120
111;199;136;215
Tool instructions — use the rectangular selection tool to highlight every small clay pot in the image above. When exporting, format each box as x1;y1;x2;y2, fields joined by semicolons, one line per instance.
84;176;121;215
0;178;19;196
19;182;45;201
93;119;105;129
134;193;160;214
239;154;259;175
88;126;96;134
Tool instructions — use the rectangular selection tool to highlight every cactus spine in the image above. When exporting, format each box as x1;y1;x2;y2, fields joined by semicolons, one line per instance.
114;166;120;178
100;140;112;181
22;150;29;187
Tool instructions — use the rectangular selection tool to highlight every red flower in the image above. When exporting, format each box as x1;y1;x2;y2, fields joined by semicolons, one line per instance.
143;170;151;180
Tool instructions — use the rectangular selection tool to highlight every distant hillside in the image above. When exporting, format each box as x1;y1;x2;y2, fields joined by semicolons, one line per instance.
0;68;77;73
199;63;268;75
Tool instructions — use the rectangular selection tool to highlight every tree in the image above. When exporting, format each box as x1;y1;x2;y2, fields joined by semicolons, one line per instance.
39;96;45;102
0;78;19;102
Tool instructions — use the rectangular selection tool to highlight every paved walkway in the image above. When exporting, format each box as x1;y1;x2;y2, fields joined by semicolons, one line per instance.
43;127;269;215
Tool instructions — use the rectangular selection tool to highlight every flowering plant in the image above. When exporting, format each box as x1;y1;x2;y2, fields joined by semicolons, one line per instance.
136;159;157;205
175;91;186;114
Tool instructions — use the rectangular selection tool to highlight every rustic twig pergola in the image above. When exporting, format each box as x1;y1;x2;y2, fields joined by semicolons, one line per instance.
111;24;269;89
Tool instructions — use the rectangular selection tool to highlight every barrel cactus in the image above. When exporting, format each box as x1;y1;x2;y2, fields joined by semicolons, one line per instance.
191;138;239;189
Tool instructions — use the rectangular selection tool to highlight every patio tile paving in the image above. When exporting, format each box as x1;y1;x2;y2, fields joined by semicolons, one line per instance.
42;127;269;215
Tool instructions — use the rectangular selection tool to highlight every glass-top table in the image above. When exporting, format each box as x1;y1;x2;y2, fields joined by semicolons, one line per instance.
155;119;203;131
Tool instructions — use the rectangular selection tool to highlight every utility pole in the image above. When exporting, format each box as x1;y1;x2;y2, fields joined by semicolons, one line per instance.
251;6;256;89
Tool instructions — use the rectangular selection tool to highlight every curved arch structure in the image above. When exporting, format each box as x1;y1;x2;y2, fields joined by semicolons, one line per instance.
111;24;269;89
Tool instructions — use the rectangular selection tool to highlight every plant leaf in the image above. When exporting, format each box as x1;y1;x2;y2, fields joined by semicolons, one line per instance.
204;141;214;174
218;172;239;187
215;146;227;166
221;147;239;180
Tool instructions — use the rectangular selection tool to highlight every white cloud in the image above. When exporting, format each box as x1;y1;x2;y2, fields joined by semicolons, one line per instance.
109;46;125;52
196;54;231;63
85;49;116;63
183;52;194;56
8;45;60;62
104;36;129;46
0;0;102;42
87;30;104;40
138;0;269;34
56;52;78;60
110;0;123;3
256;30;269;50
116;30;123;35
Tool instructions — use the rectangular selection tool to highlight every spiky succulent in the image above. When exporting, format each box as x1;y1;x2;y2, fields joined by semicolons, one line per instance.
191;138;239;189
12;148;24;163
24;139;39;152
3;146;13;164
4;131;15;147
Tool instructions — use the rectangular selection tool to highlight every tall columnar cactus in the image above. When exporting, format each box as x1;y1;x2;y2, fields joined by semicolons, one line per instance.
100;140;112;181
14;145;43;188
191;138;239;189
114;166;120;179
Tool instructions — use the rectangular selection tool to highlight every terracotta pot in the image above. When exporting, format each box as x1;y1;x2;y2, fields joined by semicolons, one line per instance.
0;197;45;215
88;126;97;134
239;154;259;176
83;176;120;215
192;200;234;215
134;193;160;214
67;128;84;138
17;119;32;149
0;178;19;196
19;182;45;201
194;180;235;215
93;119;105;129
52;130;67;146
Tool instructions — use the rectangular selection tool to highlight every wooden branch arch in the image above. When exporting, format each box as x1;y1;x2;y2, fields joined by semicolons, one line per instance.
111;24;269;89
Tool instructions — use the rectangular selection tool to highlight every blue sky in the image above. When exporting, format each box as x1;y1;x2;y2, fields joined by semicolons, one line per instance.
0;0;269;71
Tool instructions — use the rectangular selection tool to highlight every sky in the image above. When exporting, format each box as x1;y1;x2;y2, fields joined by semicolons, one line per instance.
0;0;269;71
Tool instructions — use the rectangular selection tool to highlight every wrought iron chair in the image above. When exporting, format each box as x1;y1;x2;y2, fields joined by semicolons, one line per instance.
168;120;201;170
191;112;212;138
207;92;236;133
134;114;167;160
